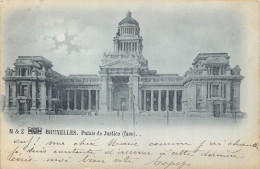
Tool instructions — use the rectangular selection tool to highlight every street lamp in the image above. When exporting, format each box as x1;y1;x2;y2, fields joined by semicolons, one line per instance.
132;95;135;129
167;105;169;125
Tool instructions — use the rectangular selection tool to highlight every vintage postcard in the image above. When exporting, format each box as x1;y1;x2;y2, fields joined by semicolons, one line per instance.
0;0;259;169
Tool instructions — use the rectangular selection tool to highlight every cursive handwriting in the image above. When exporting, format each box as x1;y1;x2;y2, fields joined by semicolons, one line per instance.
107;139;139;147
228;139;259;150
6;135;259;168
73;138;99;146
78;155;105;163
7;146;33;162
145;155;190;169
113;156;139;163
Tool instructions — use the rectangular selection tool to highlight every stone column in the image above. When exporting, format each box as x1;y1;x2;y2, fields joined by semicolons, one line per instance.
88;90;91;110
187;83;192;111
30;81;36;114
191;84;197;111
182;86;188;114
210;84;213;97
144;90;147;111
81;90;84;110
110;87;114;111
100;75;107;113
11;82;17;109
48;84;52;112
208;83;211;98
226;82;231;113
128;85;132;114
74;90;77;110
222;83;225;98
234;83;241;112
151;90;154;111
96;90;99;111
137;41;139;53
166;90;169;111
132;76;139;114
138;87;142;111
158;90;161;111
174;90;177;112
67;90;70;110
220;103;223;114
202;83;207;110
39;82;46;114
4;82;10;111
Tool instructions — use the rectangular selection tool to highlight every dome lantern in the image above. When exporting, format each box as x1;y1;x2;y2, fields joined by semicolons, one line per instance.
119;11;139;26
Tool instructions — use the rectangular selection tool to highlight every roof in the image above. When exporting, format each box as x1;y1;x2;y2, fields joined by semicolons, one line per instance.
68;74;99;78
119;11;139;26
15;56;53;68
192;53;229;65
205;57;229;65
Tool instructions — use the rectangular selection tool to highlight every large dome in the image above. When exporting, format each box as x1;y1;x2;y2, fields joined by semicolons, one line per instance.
119;11;139;26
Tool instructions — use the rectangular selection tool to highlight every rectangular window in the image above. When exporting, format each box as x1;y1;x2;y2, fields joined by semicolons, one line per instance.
196;85;202;99
212;85;219;97
224;84;226;98
196;102;201;109
21;68;26;76
212;67;219;75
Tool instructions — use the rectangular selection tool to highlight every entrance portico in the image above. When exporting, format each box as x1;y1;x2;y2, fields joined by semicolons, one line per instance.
111;76;129;111
99;59;140;114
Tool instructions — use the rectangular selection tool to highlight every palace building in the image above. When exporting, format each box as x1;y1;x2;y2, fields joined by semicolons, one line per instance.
3;12;243;117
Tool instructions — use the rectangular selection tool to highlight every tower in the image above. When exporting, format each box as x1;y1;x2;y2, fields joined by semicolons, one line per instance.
99;11;146;114
113;11;143;55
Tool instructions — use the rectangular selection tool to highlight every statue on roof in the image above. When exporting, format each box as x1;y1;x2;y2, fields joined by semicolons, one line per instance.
5;67;11;76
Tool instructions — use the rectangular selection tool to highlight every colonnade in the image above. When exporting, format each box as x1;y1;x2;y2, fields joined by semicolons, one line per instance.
141;89;181;112
67;89;99;111
117;41;138;52
121;27;136;35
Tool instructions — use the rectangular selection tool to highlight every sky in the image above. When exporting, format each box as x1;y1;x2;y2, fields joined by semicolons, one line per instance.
1;1;252;112
2;1;246;77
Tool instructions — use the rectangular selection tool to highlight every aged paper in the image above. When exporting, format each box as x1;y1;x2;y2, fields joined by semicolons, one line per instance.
0;0;259;169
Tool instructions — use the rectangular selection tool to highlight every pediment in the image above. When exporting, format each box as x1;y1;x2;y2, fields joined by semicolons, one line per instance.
205;57;229;64
100;60;139;68
14;59;33;66
14;59;41;68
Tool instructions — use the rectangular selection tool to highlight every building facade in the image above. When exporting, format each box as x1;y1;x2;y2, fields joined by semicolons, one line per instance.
3;12;244;117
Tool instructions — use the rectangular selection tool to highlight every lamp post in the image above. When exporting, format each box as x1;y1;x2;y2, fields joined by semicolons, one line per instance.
167;105;169;125
133;95;135;129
